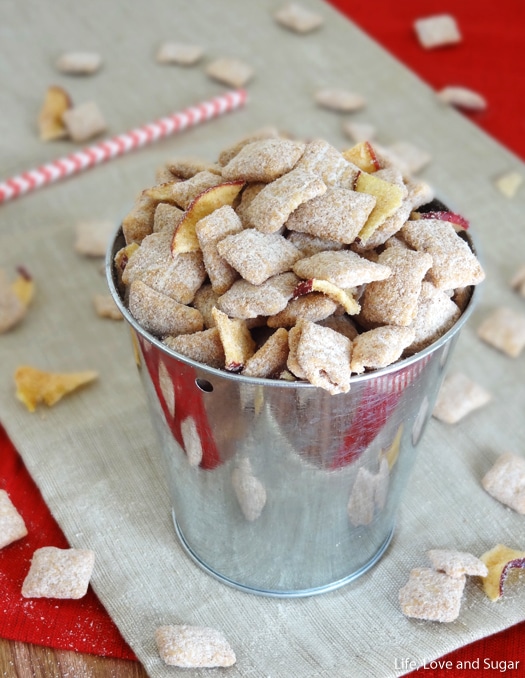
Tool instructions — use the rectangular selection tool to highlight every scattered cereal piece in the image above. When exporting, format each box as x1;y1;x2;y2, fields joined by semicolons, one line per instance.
62;101;107;143
481;452;525;514
510;265;525;298
222;139;306;183
0;490;28;549
22;546;95;599
399;568;465;622
155;625;236;668
414;14;462;49
14;365;98;412
129;280;203;337
0;270;26;334
205;57;254;88
288;319;352;394
360;248;433;327
401;219;485;290
231;458;267;520
437;86;487;112
55;51;102;75
385;141;432;176
350;326;415;374
341;120;376;144
427;549;488;578
286;187;376;244
164;327;225;370
217;229;302;285
274;2;323;33
480;544;525;601
245;167;327;233
93;293;123;320
477;307;525;358
156;42;203;65
494;171;523;198
432;372;491;424
212;307;256;372
314;88;366;113
74;219;115;257
38;85;71;141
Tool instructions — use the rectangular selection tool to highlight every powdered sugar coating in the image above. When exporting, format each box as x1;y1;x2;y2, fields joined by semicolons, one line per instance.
0;490;28;549
22;546;95;599
155;625;236;668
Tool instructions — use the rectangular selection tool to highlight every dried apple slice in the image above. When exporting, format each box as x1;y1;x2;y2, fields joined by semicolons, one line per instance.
38;85;72;141
14;365;98;412
292;278;360;315
411;210;470;230
355;172;405;243
11;266;35;307
171;181;244;255
342;141;381;173
480;544;525;601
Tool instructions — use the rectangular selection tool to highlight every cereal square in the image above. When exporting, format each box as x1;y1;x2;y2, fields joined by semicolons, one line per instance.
427;549;488;578
477;307;525;358
350;326;415;374
399;568;465;622
289;319;352;394
164;327;225;370
92;294;123;320
217;127;281;167
481;452;525;514
217;229;302;285
221;139;305;183
55;51;102;75
156;42;204;65
74;219;115;257
155;625;236;668
22;546;95;599
314;88;366;112
195;205;243;294
245;167;326;233
414;14;461;49
432;372;491;424
153;203;184;234
129;280;203;337
401;219;485;290
217;272;298;319
296;139;359;188
274;3;324;33
286;187;376;244
292;250;391;288
404;282;461;354
62;101;107;142
0;490;28;549
242;328;290;378
360;248;433;327
205;57;254;88
122;191;157;245
267;292;338;328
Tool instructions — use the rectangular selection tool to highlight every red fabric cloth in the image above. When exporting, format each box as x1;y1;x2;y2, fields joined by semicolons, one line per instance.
328;0;525;162
0;424;136;660
2;1;524;670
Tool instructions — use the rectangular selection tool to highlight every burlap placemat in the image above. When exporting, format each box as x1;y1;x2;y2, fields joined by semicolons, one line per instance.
1;1;524;675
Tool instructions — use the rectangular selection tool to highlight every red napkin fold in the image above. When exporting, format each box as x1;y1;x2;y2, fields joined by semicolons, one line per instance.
0;424;136;660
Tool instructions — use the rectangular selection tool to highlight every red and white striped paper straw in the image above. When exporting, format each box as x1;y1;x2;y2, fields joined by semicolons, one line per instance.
0;89;247;205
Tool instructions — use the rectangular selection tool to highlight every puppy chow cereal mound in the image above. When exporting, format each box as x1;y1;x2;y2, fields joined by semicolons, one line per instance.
0;490;28;549
399;567;465;622
156;625;236;668
115;137;484;393
22;546;95;599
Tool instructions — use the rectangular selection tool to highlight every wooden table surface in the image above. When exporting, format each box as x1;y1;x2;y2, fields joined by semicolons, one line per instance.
0;637;148;677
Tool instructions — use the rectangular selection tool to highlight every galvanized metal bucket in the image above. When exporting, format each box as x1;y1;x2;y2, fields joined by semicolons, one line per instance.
107;228;477;597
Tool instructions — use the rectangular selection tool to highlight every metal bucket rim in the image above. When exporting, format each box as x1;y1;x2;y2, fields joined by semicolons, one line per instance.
106;225;481;390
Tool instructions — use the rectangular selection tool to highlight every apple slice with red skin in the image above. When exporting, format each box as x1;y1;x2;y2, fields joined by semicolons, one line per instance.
412;210;470;230
171;180;244;255
480;544;525;601
342;141;381;173
38;85;72;141
292;278;360;315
